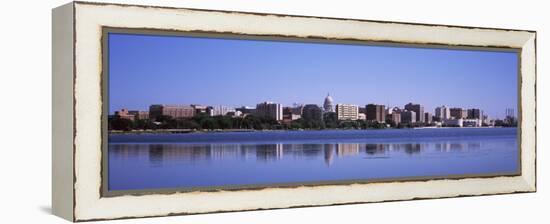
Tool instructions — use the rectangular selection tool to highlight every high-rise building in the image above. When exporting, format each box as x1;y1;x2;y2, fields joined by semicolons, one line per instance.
149;104;195;120
386;112;401;125
255;102;283;121
359;106;367;114
462;109;468;119
404;103;424;123
467;108;482;119
336;104;359;120
323;93;334;112
400;110;416;124
482;115;492;126
210;105;236;116
435;105;451;120
450;107;465;119
302;104;323;121
424;112;433;124
365;104;386;122
390;107;402;114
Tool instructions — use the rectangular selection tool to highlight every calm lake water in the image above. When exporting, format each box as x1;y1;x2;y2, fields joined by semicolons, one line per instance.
108;128;519;191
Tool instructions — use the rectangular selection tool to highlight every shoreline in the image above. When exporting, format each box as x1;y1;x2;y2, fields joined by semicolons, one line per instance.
108;126;513;135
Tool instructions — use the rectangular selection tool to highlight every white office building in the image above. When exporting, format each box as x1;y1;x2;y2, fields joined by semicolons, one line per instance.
210;105;236;116
435;105;451;120
336;104;359;120
256;102;283;121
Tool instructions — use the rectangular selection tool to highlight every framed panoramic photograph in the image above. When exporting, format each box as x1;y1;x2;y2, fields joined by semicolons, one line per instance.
52;1;536;222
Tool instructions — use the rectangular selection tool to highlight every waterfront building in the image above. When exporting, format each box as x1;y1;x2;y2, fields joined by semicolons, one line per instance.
283;107;302;122
236;106;256;115
404;103;424;123
255;102;283;121
226;111;242;117
114;109;135;121
467;108;482;119
400;110;416;124
385;106;394;115
450;107;466;119
365;104;386;122
283;107;292;117
390;107;402;114
128;110;149;120
191;104;209;115
463;118;482;127
149;104;195;120
323;93;334;112
443;118;481;127
424;112;433;124
291;104;304;115
482;115;493;126
359;106;367;114
443;118;463;127
210;105;236;116
302;104;323;121
336;104;359;120
357;113;367;120
435;105;451;121
386;112;401;125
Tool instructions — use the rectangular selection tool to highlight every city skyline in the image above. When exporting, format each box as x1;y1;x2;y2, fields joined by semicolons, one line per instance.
109;96;513;120
109;33;518;119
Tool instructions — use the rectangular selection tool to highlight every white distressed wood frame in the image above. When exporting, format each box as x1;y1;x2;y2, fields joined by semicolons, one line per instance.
52;1;536;222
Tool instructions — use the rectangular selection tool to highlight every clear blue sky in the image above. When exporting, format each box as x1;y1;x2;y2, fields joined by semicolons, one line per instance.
108;33;518;119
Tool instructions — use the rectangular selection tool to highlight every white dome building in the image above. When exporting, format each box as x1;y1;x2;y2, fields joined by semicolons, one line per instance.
323;93;334;112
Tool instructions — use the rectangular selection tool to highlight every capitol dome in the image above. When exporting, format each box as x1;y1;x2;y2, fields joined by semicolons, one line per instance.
323;93;334;112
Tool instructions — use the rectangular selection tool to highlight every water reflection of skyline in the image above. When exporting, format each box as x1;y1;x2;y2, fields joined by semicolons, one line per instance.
110;141;484;166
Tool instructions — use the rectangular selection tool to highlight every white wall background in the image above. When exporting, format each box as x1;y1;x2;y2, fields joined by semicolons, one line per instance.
0;0;546;223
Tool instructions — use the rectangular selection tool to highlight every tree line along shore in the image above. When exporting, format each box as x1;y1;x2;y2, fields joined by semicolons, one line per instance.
108;113;516;134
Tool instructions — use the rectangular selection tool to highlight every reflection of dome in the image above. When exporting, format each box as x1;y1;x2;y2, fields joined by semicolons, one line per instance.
323;93;334;112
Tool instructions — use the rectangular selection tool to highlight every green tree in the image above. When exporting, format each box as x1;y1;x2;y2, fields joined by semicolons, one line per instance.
200;118;219;130
214;115;232;129
134;119;157;130
289;120;303;129
109;117;134;131
323;112;338;128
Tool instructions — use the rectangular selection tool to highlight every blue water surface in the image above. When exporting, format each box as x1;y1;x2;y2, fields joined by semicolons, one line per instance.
108;128;519;191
